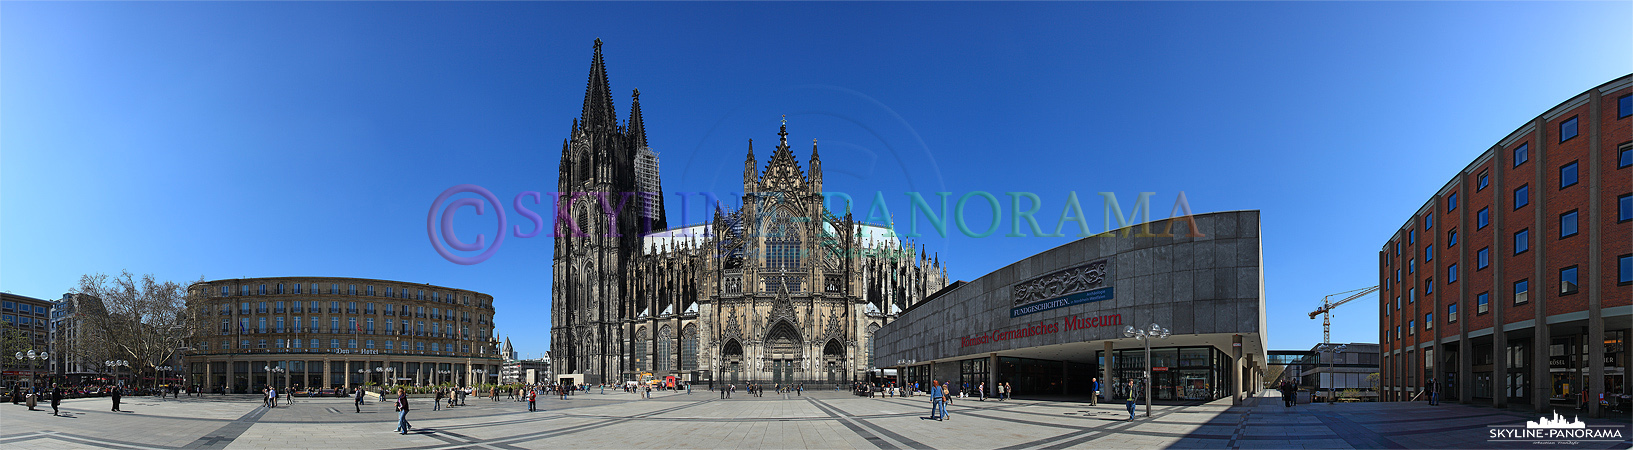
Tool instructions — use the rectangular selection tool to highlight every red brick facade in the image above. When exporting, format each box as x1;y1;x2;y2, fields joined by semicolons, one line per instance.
1378;75;1632;416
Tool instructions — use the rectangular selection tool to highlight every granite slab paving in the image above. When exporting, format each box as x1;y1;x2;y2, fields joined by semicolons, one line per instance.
3;390;1629;449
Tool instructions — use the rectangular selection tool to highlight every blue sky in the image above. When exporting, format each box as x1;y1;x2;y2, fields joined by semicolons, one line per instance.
3;2;1629;358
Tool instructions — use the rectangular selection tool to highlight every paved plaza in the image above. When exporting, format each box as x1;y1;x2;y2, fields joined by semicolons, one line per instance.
1;390;1629;449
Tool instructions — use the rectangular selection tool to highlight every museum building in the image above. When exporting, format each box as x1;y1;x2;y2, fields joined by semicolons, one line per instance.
185;277;502;393
1378;74;1631;417
874;210;1268;403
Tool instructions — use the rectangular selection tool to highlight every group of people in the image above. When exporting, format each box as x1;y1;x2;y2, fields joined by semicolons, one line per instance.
9;384;123;415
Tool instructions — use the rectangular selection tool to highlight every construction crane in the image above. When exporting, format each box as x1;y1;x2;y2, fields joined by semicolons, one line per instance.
1309;286;1380;345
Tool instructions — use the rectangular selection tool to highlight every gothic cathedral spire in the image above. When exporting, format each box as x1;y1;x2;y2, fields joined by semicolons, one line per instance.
628;89;648;150
580;38;617;132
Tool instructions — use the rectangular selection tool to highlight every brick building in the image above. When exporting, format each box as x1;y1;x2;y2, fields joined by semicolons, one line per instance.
1378;74;1632;417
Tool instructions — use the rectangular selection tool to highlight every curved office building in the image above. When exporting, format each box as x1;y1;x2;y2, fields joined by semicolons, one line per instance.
874;210;1268;402
185;277;501;393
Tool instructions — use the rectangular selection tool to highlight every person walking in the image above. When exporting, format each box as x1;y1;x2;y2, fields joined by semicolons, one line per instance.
50;386;62;416
354;385;365;413
1426;378;1439;406
1125;379;1138;421
928;381;943;420
394;388;411;435
433;388;443;411
1091;378;1100;406
111;386;122;412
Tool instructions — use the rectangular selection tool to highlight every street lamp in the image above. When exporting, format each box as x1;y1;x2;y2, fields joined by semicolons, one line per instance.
264;366;287;392
1123;323;1171;418
1315;343;1347;404
14;350;48;392
105;360;130;388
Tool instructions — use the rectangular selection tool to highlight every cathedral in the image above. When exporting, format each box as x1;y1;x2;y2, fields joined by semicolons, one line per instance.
551;40;949;386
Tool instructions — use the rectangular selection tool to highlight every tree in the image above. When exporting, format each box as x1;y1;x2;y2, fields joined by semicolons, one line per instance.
73;271;207;388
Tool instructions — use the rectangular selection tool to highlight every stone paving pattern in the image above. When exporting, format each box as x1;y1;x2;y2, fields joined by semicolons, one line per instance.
2;390;1629;449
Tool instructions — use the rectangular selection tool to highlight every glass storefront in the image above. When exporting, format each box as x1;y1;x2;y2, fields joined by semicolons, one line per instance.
1100;345;1231;401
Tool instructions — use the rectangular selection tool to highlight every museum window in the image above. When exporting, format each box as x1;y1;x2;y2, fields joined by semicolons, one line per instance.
1559;266;1578;295
1559;116;1578;142
1514;279;1529;305
1514;185;1529;210
1477;292;1489;314
1514;143;1529;167
1514;229;1529;254
1478;207;1489;229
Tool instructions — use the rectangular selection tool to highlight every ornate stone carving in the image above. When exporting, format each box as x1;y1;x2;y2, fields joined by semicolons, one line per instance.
1011;259;1108;305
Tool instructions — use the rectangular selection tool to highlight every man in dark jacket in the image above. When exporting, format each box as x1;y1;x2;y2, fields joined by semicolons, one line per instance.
50;386;62;416
394;388;411;434
111;386;122;412
354;386;365;413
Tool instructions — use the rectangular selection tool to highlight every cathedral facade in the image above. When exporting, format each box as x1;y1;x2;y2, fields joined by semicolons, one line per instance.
551;41;948;386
